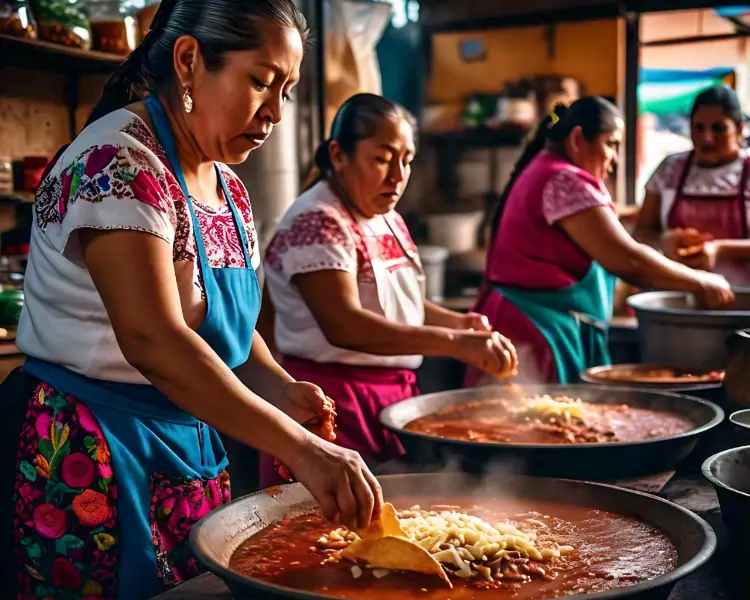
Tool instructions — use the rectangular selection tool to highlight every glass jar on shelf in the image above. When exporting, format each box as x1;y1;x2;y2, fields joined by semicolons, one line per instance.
31;0;91;49
85;0;136;55
0;0;38;38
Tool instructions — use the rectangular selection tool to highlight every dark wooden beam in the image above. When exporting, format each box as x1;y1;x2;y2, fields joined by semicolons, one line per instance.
624;11;639;207
419;0;750;34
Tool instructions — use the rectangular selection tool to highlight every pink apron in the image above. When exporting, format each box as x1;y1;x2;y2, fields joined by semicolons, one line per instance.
667;152;750;284
259;357;418;488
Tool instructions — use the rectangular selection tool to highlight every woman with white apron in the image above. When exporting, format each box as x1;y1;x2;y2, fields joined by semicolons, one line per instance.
258;94;518;486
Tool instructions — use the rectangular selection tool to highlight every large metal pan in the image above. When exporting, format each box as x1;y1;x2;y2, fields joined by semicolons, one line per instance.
627;289;750;369
579;364;726;408
190;473;716;600
379;384;724;480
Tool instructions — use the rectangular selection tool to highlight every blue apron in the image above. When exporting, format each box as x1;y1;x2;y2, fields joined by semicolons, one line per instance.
24;95;261;600
495;262;615;384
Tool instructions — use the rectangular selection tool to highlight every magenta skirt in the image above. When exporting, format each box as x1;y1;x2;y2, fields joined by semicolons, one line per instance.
464;284;558;387
259;357;418;488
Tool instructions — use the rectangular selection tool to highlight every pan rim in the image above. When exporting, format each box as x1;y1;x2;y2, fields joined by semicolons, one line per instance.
702;444;750;500
189;473;717;600
627;288;750;318
729;409;750;431
580;363;723;388
379;383;725;451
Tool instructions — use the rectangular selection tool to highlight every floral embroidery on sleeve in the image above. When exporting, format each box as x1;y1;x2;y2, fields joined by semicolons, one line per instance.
265;209;359;276
36;144;173;232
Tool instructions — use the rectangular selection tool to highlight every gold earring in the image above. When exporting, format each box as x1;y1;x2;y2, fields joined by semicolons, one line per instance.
182;87;194;114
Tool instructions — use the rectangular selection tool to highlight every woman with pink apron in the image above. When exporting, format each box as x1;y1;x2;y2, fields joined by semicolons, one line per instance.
636;85;750;283
258;94;518;486
466;97;733;387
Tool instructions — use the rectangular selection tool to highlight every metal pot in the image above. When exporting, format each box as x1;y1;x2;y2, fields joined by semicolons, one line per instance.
725;329;750;411
729;409;750;447
702;445;750;521
579;364;726;407
627;290;750;369
379;384;724;480
190;473;717;600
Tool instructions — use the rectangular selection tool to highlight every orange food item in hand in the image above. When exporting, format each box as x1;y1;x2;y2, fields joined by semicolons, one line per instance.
274;397;337;483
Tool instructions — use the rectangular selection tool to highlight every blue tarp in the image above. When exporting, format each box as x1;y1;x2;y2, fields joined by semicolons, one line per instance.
714;6;750;17
640;68;734;84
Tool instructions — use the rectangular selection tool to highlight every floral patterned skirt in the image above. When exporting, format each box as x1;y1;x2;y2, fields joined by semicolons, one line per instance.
0;368;231;600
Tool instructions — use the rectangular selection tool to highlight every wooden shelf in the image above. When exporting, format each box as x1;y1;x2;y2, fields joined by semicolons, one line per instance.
0;191;35;205
0;34;122;75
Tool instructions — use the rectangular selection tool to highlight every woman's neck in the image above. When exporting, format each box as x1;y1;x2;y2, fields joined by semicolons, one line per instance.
327;176;370;220
695;150;742;169
159;93;214;184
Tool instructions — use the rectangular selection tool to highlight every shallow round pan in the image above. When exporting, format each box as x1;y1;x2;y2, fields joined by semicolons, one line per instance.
190;473;716;600
379;384;724;480
581;364;724;390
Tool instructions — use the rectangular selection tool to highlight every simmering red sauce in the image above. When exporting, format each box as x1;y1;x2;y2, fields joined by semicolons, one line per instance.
592;367;724;384
229;498;679;599
403;399;696;444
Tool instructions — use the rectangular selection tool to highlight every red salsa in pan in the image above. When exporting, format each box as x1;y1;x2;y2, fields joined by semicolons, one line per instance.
229;498;679;599
403;396;696;445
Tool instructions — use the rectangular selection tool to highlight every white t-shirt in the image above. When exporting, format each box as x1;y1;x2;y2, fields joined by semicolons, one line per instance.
264;181;425;370
17;109;260;383
646;149;750;233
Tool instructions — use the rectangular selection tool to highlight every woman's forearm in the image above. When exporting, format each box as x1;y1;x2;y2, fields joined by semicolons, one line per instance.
123;325;307;465
233;331;294;405
423;300;462;328
717;239;750;261
614;243;703;292
632;228;665;251
320;306;458;357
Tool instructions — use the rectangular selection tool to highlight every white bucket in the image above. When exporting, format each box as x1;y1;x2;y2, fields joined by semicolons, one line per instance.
418;245;449;302
425;211;483;254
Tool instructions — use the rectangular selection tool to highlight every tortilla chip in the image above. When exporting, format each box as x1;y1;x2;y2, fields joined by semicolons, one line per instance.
357;503;406;540
342;536;452;588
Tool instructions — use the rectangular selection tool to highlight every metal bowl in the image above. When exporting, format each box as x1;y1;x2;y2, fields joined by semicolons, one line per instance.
627;289;750;369
379;384;724;480
190;473;717;600
702;446;750;547
729;409;750;446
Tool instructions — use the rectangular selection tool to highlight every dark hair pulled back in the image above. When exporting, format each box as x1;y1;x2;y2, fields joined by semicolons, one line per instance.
691;84;743;128
304;93;417;190
86;0;308;127
488;96;621;243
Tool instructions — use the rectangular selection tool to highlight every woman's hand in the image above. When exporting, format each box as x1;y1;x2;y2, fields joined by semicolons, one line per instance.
286;436;383;530
452;331;518;379
276;381;336;441
694;270;735;308
458;312;492;332
678;240;718;271
663;228;711;262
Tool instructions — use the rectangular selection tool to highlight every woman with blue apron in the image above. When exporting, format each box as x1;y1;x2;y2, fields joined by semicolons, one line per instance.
466;97;734;386
0;2;381;599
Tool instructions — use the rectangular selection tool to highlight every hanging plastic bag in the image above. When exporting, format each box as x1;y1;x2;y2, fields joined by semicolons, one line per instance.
324;0;392;135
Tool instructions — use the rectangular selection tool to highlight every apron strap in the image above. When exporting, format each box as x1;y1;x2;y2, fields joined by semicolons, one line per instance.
738;155;750;238
144;95;252;271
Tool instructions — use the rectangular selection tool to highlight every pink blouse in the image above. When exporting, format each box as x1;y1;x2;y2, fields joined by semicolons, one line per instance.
486;150;614;289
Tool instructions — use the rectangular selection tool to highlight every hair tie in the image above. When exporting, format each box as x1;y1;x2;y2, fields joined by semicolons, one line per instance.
547;111;560;128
